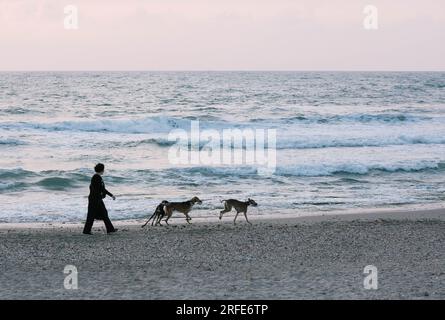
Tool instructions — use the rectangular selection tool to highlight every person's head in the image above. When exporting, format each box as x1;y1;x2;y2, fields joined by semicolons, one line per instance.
94;163;105;175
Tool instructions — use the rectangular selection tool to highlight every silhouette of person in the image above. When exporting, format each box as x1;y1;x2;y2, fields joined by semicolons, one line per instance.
83;163;118;235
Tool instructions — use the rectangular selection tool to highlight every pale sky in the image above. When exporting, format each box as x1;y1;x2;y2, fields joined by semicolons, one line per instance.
0;0;444;71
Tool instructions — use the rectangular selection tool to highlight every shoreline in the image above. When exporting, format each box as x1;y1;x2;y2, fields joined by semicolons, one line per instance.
1;206;444;230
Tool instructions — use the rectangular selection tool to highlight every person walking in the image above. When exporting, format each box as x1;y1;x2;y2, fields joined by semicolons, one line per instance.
83;163;118;235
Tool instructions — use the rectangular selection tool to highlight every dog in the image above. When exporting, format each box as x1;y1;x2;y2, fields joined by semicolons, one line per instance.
141;200;169;228
163;196;202;225
219;198;257;225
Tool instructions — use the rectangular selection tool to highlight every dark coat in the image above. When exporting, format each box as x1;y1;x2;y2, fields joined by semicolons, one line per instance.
87;174;113;220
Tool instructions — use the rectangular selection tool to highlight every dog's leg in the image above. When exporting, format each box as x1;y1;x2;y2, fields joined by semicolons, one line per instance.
219;209;227;220
151;212;158;226
185;213;192;224
164;209;172;225
157;212;165;226
234;211;240;225
243;211;252;225
156;213;163;226
154;212;160;225
141;220;149;228
219;204;231;220
142;212;155;228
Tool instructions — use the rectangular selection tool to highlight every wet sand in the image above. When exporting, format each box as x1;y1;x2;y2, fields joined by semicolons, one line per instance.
0;209;444;299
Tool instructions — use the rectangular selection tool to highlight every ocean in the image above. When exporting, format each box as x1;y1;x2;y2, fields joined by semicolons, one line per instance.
0;71;444;223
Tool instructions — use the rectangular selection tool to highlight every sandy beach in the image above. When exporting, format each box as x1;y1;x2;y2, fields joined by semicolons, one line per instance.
0;208;443;300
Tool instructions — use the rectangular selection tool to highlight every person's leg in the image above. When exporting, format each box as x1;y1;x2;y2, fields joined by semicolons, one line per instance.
83;215;94;234
103;216;116;233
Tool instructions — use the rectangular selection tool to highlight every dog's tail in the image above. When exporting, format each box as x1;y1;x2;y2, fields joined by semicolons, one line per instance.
220;199;227;203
